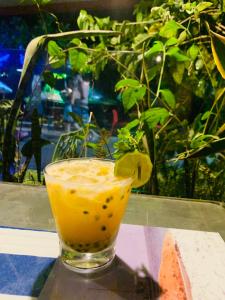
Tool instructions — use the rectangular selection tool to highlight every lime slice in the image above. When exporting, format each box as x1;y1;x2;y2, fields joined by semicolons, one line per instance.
114;151;153;188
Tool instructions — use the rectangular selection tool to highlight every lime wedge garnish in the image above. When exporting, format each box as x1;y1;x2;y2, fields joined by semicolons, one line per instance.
114;151;153;188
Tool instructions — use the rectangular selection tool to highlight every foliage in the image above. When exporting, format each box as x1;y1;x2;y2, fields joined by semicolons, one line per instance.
2;29;119;181
52;113;112;162
2;0;225;200
68;1;225;199
22;169;45;186
18;109;50;183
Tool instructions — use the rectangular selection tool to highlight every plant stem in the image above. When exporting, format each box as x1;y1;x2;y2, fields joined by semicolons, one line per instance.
203;88;225;134
155;117;173;138
208;94;225;133
109;54;139;80
198;43;214;87
144;124;159;195
180;35;209;46
151;47;166;107
115;19;162;27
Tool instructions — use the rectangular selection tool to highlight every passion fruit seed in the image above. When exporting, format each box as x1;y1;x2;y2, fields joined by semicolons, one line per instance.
101;225;106;231
65;238;112;252
102;205;107;209
106;196;113;203
108;213;113;218
70;189;76;194
93;241;100;248
83;211;89;214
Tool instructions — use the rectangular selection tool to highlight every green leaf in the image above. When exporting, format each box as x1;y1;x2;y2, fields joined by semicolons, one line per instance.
180;138;225;158
86;142;98;149
132;33;151;49
122;88;137;112
135;130;144;143
122;86;146;112
111;37;119;45
167;46;190;62
160;89;176;109
147;64;161;81
187;44;199;60
178;30;187;43
159;20;182;39
39;0;51;4
195;58;204;70
134;86;146;100
217;123;225;136
94;16;111;29
165;37;178;47
190;134;219;149
144;41;164;58
77;10;95;30
210;29;225;79
125;119;140;130
141;108;170;128
115;79;140;90
48;41;66;69
172;62;185;84
183;2;196;14
70;38;82;46
183;134;225;159
69;49;88;72
0;100;13;116
201;111;212;121
52;130;81;162
196;2;213;12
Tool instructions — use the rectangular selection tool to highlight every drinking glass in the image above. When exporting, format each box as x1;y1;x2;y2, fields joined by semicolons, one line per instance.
44;158;132;273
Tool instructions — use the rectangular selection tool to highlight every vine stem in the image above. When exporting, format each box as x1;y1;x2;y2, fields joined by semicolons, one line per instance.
155;117;173;138
151;47;166;107
109;53;139;80
212;96;225;132
180;35;209;46
79;112;93;157
115;19;162;27
203;88;225;134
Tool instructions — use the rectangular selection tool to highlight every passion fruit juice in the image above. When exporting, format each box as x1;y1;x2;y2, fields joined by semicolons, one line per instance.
45;159;132;254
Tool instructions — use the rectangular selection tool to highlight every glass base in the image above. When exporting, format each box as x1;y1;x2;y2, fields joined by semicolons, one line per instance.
61;246;115;274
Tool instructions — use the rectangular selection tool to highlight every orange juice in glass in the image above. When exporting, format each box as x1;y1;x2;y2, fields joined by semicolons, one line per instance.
44;158;133;273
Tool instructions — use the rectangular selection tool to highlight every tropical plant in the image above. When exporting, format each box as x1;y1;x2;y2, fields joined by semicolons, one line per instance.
2;29;119;181
2;0;225;200
67;1;225;199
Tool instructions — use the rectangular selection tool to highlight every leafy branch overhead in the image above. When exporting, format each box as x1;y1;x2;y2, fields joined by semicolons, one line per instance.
2;29;120;180
2;0;225;199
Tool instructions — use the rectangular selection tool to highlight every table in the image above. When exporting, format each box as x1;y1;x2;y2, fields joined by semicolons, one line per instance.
0;182;225;240
1;183;225;299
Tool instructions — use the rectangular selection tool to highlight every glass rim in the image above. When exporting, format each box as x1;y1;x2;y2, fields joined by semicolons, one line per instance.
44;157;133;186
